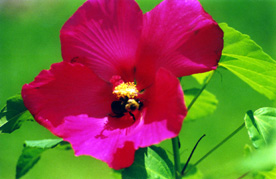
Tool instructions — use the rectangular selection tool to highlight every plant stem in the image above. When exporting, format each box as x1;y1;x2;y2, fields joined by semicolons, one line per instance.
194;123;245;167
172;71;215;178
237;171;250;179
187;71;215;111
181;134;206;176
172;137;181;179
183;123;245;175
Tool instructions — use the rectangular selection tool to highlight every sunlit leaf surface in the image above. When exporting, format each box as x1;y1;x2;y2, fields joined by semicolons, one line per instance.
191;71;213;85
184;88;218;120
242;107;276;178
16;139;64;179
219;23;276;100
244;107;276;149
122;146;174;179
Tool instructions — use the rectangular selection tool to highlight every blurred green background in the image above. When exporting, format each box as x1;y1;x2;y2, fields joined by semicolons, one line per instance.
0;0;275;178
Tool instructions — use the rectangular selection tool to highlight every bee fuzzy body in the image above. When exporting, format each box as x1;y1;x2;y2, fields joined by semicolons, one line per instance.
111;97;142;121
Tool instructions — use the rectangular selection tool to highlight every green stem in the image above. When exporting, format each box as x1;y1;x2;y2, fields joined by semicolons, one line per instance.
172;71;215;177
187;71;215;111
172;137;181;179
184;123;245;175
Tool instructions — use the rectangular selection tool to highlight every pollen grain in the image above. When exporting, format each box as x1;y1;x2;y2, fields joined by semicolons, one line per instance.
113;82;138;99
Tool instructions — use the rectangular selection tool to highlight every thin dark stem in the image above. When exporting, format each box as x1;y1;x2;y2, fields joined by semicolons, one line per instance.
237;171;250;179
181;134;206;176
172;137;181;179
183;123;245;175
172;71;215;178
187;71;215;111
193;123;245;168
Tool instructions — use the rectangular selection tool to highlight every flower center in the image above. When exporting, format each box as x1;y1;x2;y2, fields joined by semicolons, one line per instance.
110;80;142;121
112;82;138;99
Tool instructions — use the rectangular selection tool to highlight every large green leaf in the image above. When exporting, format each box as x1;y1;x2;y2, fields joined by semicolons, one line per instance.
219;23;276;100
16;139;65;179
244;107;276;149
122;146;174;179
0;94;34;133
184;88;218;120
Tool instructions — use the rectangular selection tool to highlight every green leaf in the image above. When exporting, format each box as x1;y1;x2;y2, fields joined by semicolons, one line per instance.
219;23;276;100
184;88;218;120
256;166;276;179
242;144;276;179
244;107;276;149
112;169;123;179
241;143;276;172
244;144;254;158
191;71;213;85
122;146;174;179
0;94;34;133
16;139;64;179
0;106;7;126
242;107;276;176
24;139;64;148
183;164;203;179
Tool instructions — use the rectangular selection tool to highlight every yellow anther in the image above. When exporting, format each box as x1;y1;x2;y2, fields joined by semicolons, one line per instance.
113;82;138;99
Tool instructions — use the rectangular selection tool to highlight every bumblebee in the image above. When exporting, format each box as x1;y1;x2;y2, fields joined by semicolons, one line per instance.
111;97;143;120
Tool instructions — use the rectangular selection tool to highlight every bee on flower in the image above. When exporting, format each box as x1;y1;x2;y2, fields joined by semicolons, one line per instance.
22;0;223;169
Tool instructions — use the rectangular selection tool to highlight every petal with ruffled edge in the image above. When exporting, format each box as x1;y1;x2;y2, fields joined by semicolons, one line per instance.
22;62;114;134
130;68;187;147
56;68;186;169
60;0;143;82
56;115;136;170
135;0;223;88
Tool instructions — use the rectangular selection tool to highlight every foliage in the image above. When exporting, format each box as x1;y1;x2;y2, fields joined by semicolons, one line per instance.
184;88;218;120
182;164;202;179
244;107;276;149
219;23;276;100
243;107;276;177
16;139;68;179
122;146;174;179
0;95;33;133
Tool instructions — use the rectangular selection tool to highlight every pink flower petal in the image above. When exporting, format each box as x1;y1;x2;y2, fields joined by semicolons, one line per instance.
21;62;114;133
60;0;143;82
135;0;223;87
21;0;222;170
55;68;186;169
131;68;187;147
57;115;135;170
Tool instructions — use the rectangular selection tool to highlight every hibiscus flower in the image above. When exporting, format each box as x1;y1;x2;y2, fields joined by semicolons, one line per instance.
22;0;223;169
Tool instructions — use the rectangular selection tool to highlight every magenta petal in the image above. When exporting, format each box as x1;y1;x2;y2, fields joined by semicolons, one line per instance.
131;68;187;148
53;68;186;169
135;0;223;87
22;62;114;133
57;115;135;169
60;0;143;82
